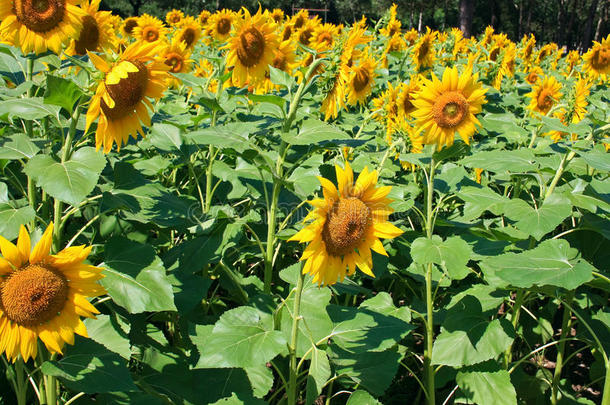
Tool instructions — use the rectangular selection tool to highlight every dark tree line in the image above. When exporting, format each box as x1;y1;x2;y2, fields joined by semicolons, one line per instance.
102;0;609;50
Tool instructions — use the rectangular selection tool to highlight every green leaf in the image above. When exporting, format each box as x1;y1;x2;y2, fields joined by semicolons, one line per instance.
456;185;512;221
210;392;267;405
24;146;106;206
0;203;35;241
283;119;363;146
195;307;287;369
40;338;137;394
248;93;286;109
83;314;131;360
460;149;537;172
102;162;197;228
0;133;41;159
346;391;382;405
101;237;176;313
185;122;253;152
432;295;515;367
244;365;274;398
456;361;517;405
480;239;594;290
330;346;403;396
269;65;294;89
0;97;60;121
44;75;83;113
149;123;183;153
577;149;610;172
505;194;572;240
410;236;473;280
479;113;529;143
305;346;331;405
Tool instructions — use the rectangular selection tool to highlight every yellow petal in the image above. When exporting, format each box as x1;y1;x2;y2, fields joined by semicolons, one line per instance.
0;235;21;269
317;176;338;201
30;222;54;264
373;221;404;239
16;225;31;266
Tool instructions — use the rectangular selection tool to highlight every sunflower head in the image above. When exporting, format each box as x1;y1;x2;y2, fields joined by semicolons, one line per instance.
412;27;437;70
0;223;105;362
583;35;610;80
165;9;183;26
176;16;202;49
132;14;167;43
207;9;234;42
121;16;138;37
224;7;279;88
346;49;377;106
526;75;562;116
289;162;403;286
67;0;116;56
412;65;488;150
0;0;87;54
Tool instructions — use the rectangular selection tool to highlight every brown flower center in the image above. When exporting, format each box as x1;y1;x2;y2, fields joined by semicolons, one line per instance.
402;93;415;115
322;197;371;256
199;13;209;24
489;47;500;61
237;27;265;67
299;27;313;45
432;91;469;128
169;14;180;24
143;26;159;42
13;0;65;33
591;47;610;70
273;52;287;71
165;52;184;73
123;18;138;35
73;15;99;55
317;32;333;46
282;26;292;41
272;13;282;23
1;264;68;326
294;15;305;29
418;40;430;62
526;72;539;84
536;89;555;112
101;60;148;120
216;17;231;35
180;28;196;47
352;67;370;92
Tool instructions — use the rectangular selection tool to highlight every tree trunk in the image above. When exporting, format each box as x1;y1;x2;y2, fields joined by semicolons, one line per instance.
594;1;607;41
490;0;497;28
518;0;524;38
459;0;475;37
526;0;532;34
557;0;567;45
566;0;579;49
418;8;423;32
582;0;599;51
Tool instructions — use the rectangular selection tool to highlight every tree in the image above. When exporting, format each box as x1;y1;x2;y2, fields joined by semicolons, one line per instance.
459;0;475;37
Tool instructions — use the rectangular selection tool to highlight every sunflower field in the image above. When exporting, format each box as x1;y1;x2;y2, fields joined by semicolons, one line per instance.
0;1;609;404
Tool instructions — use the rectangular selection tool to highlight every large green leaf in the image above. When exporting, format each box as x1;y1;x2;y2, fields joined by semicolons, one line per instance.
410;235;473;280
305;346;331;405
24;146;106;206
185;122;253;152
0;203;35;241
346;391;382;405
505;194;572;240
149;122;183;153
0;133;41;159
460;149;537;172
0;97;60;121
195;307;287;369
40;338;137;394
479;239;594;290
100;237;176;313
283;119;365;147
479;113;529;143
456;185;513;221
44;75;83;113
432;295;515;367
83;314;131;360
456;361;517;405
577;149;610;172
102;162;197;228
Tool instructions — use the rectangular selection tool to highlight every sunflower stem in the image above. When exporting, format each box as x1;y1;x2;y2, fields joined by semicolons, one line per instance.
551;291;574;405
205;68;224;214
504;289;527;368
25;57;36;227
15;358;28;405
287;269;305;405
424;156;436;405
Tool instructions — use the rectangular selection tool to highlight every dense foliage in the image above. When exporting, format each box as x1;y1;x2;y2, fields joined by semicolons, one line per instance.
0;2;609;405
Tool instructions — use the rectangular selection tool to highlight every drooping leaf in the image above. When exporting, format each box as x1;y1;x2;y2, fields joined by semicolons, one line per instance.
0;133;41;159
505;194;572;240
44;75;83;113
410;235;473;280
456;361;517;405
0;203;35;241
100;237;176;313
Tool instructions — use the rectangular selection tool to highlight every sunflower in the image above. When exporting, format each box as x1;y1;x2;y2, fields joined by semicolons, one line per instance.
396;79;419;122
66;0;116;56
176;16;202;50
165;9;183;26
565;50;580;74
0;223;105;362
346;49;377;106
224;7;278;88
382;34;406;67
320;72;346;121
526;75;562;116
0;0;87;55
162;39;193;88
372;81;399;123
412;66;488;150
291;9;309;30
404;28;418;46
207;9;234;42
520;34;536;64
296;18;317;46
583;34;610;81
546;78;590;142
310;23;339;53
412;27;436;70
269;8;284;24
121;16;138;37
132;14;167;44
198;10;211;25
256;39;296;94
289;161;403;286
86;41;170;153
525;66;544;85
